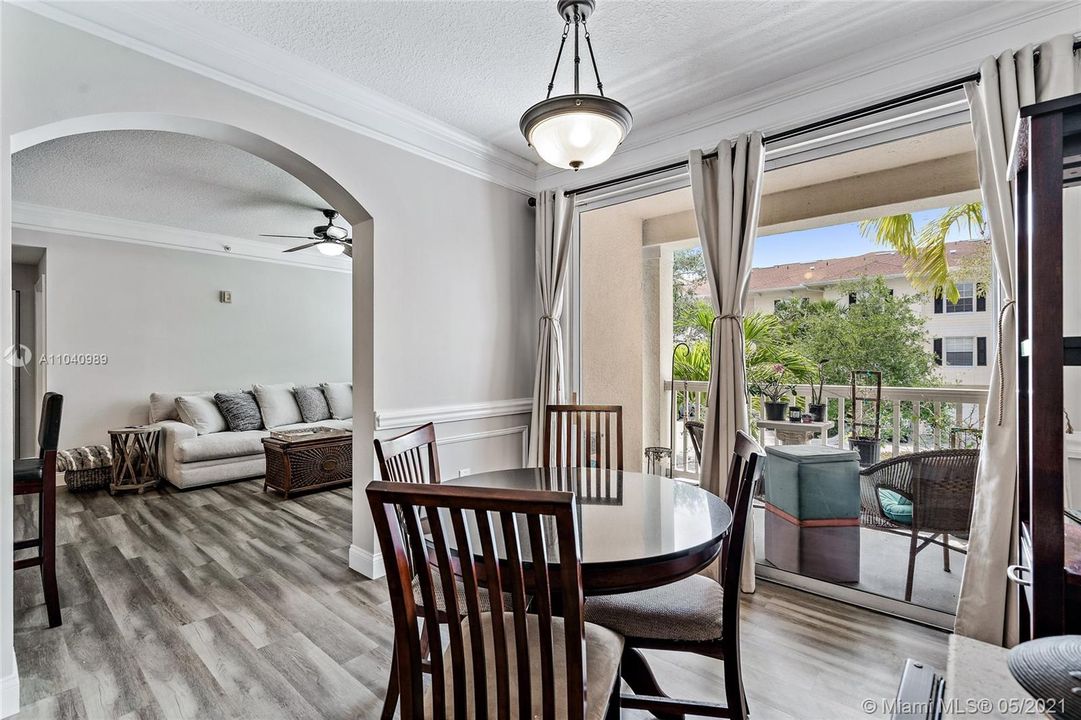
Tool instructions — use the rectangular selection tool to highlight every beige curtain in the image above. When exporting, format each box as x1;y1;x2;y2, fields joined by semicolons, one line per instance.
528;190;574;466
689;133;765;592
955;35;1079;647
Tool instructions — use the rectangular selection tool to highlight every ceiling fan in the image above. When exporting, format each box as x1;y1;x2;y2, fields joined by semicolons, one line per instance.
261;208;352;258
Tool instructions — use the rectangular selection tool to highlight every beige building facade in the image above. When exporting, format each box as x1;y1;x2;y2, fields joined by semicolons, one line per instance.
744;241;993;386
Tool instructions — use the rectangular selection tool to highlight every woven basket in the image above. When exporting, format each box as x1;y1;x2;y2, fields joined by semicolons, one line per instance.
58;445;113;492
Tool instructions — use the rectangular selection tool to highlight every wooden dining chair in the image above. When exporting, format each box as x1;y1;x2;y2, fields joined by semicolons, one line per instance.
543;404;624;471
374;421;441;486
584;430;764;719
367;480;624;719
13;392;64;628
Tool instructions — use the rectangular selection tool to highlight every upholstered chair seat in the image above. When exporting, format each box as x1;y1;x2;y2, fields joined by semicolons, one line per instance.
585;574;724;642
410;575;509;614
425;612;623;720
13;457;45;485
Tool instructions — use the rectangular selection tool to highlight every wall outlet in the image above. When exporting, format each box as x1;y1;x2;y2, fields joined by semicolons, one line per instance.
219;290;232;304
458;468;471;477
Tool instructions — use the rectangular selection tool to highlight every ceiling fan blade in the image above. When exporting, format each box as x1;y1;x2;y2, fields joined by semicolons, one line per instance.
261;234;318;240
283;242;322;253
342;244;353;259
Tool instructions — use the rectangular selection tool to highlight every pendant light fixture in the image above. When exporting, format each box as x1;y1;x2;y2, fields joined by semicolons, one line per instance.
520;0;632;171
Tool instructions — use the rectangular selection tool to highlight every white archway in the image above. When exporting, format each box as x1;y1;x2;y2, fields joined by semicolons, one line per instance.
5;112;377;578
12;113;371;225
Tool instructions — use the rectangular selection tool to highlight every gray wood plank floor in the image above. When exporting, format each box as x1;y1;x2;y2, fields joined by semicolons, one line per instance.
13;480;948;719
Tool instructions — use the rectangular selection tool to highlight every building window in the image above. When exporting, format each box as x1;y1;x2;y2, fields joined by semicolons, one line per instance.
944;337;975;366
945;282;975;313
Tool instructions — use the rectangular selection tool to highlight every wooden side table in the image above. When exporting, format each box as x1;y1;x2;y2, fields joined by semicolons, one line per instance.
108;426;162;495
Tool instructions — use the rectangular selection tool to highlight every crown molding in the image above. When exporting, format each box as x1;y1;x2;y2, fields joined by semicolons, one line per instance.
16;1;539;195
538;1;1081;190
11;202;352;273
18;1;1079;199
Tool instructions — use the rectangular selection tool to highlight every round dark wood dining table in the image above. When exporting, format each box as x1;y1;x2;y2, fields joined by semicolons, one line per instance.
442;467;733;596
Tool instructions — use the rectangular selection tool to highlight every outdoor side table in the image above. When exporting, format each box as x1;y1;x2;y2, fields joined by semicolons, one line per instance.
763;444;861;583
108;426;162;495
756;419;832;445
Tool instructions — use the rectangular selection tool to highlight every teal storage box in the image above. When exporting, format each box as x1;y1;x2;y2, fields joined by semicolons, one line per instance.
764;445;861;520
763;444;862;583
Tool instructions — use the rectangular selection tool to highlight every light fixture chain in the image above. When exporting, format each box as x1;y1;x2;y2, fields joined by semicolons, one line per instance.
546;21;571;100
573;12;581;95
582;20;605;97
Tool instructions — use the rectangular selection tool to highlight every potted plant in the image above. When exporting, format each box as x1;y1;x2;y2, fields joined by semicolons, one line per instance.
808;358;828;422
750;363;796;421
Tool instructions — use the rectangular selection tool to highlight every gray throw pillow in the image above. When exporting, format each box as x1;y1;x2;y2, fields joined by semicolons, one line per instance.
294;386;331;423
214;391;264;432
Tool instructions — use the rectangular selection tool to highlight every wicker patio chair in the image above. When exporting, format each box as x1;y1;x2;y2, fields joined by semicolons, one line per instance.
686;420;705;464
859;449;979;602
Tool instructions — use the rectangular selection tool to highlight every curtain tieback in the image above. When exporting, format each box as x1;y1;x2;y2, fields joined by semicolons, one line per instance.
995;298;1015;427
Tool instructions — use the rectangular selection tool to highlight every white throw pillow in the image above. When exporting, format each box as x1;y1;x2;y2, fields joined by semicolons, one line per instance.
321;382;353;420
253;383;302;428
174;394;227;435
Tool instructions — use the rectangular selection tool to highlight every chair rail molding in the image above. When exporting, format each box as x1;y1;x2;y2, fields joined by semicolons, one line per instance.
16;1;538;195
12;203;351;273
375;397;532;431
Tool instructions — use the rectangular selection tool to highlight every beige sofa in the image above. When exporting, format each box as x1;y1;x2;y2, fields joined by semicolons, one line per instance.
149;384;352;489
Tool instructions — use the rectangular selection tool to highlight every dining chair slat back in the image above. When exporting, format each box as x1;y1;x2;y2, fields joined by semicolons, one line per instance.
374;422;441;485
720;431;762;587
366;481;591;720
543;404;624;471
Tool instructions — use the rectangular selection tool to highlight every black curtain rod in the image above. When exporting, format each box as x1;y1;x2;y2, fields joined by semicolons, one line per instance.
555;37;1081;200
557;74;974;199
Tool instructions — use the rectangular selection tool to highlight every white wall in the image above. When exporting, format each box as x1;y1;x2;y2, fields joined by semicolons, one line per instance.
13;228;353;448
1;7;536;711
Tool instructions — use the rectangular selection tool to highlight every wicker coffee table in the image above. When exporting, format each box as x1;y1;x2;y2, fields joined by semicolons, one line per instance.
261;428;352;498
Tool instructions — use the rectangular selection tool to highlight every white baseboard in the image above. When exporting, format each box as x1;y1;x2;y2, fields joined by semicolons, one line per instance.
349;544;384;580
1;653;19;719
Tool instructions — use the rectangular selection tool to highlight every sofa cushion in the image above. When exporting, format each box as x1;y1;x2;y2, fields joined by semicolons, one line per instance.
215;391;264;432
175;394;227;435
253;383;302;429
149;392;185;423
174;430;270;464
271;420;350;433
321;382;353;420
295;386;331;423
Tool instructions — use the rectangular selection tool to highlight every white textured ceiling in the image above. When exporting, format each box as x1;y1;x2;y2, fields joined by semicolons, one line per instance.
12;130;331;243
183;0;1009;158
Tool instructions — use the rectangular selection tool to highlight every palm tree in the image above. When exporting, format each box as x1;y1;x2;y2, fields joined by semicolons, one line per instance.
858;202;985;303
672;311;815;383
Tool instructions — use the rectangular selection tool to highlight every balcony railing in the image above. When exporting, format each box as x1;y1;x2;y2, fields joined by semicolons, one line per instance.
664;380;988;479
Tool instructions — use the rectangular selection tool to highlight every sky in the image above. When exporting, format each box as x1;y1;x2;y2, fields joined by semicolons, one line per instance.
750;207;977;268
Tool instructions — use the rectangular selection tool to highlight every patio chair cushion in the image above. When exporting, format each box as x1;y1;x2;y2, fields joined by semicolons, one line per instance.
583;574;723;642
877;488;913;525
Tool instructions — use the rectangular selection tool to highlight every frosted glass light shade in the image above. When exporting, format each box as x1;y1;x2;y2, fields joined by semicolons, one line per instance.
317;241;346;256
521;94;632;170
